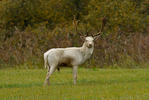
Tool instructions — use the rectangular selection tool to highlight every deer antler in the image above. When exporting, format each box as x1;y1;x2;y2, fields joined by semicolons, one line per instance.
73;15;89;37
73;15;80;34
92;17;107;37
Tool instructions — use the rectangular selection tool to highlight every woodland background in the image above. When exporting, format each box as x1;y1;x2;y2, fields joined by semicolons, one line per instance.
0;0;149;69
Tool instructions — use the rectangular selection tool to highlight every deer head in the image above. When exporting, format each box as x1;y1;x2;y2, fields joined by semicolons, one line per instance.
73;16;107;48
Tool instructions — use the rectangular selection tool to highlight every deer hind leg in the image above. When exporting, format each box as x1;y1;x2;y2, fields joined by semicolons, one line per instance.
44;65;56;86
57;67;60;72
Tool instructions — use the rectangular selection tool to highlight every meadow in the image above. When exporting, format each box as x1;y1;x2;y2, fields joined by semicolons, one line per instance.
0;68;149;100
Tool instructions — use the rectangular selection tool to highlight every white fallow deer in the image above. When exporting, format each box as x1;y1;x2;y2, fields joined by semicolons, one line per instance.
44;17;106;85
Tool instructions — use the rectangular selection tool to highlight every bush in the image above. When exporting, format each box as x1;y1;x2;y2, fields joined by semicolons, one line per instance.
0;0;149;68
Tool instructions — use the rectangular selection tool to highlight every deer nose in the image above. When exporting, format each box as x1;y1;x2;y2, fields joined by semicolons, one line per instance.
88;44;92;48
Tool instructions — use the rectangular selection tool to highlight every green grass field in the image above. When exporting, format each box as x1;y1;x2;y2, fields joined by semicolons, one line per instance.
0;68;149;100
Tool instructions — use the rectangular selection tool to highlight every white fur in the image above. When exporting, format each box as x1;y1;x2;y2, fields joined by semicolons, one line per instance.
44;36;95;85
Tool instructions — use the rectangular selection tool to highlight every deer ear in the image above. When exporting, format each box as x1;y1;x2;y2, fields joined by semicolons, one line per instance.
93;35;101;41
80;36;85;40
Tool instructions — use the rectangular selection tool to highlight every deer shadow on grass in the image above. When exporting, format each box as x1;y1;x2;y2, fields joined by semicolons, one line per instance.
1;78;149;88
77;78;149;86
0;82;42;89
50;78;149;86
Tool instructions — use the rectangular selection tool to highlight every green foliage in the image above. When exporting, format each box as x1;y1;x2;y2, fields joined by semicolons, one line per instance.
87;0;146;33
0;0;89;30
1;0;147;32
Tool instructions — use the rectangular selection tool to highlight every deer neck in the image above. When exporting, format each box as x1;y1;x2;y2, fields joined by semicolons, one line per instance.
81;43;94;61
